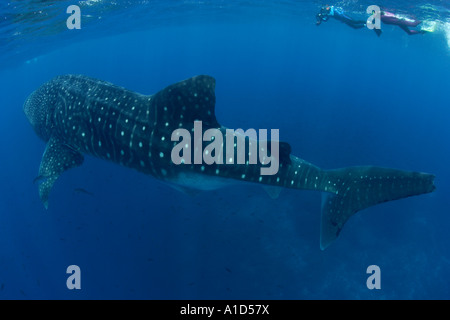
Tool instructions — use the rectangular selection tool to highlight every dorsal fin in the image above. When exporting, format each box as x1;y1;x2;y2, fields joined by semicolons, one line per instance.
150;75;219;128
278;141;292;166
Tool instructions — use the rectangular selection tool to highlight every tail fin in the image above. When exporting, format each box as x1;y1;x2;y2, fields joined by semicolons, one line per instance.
320;166;435;250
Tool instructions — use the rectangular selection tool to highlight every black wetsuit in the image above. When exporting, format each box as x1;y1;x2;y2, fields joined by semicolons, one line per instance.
316;6;366;29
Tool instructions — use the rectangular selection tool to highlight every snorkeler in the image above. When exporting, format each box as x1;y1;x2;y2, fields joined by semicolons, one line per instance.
316;5;366;29
377;9;429;36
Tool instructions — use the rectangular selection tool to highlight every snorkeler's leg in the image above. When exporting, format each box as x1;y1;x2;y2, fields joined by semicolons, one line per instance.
382;16;421;28
402;19;421;28
343;18;366;29
336;14;366;29
399;25;423;35
351;20;367;29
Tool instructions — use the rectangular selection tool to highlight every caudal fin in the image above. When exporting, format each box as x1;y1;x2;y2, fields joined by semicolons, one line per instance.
320;166;435;250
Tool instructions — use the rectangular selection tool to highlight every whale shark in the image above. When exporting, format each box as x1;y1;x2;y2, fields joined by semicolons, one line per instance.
24;75;436;249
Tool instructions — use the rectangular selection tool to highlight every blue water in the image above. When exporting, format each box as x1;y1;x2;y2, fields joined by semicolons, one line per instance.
1;0;449;299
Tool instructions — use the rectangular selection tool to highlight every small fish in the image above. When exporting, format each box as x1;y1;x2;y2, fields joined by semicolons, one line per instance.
73;188;94;197
32;175;45;184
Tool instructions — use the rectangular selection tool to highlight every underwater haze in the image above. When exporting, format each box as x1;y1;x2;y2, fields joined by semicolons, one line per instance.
0;0;449;299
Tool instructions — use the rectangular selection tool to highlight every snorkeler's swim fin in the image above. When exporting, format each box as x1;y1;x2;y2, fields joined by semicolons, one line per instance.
421;21;437;33
374;28;382;37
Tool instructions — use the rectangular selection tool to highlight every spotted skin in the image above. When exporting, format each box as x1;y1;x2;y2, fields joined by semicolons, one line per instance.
24;74;436;249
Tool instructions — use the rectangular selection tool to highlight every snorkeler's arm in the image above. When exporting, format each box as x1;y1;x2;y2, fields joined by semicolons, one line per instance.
316;14;322;25
316;13;329;25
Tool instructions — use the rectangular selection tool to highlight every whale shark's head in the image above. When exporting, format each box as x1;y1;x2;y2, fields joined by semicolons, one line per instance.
24;79;58;142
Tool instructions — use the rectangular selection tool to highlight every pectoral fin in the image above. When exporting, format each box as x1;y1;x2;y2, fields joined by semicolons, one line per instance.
37;136;84;208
